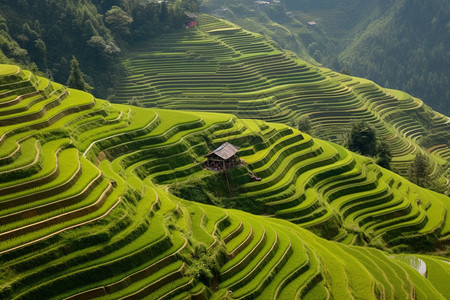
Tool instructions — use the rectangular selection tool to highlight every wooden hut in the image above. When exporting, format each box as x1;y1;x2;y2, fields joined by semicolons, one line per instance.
184;12;198;27
205;142;240;171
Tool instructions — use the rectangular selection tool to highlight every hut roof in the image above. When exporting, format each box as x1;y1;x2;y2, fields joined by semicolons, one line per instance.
184;12;198;19
206;142;239;160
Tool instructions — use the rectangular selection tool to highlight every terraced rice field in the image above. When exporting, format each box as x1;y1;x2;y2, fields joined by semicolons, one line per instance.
0;64;449;299
114;14;450;192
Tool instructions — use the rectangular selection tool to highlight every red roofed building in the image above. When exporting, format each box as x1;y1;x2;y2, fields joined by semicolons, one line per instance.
185;12;198;27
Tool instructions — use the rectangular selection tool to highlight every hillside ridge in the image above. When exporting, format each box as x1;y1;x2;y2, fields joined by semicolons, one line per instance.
0;64;449;299
112;14;450;194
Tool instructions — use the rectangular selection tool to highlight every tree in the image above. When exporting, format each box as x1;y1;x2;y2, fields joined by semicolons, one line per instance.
408;153;433;188
347;121;377;157
105;6;133;37
127;96;144;107
87;35;120;56
175;0;201;12
313;49;322;62
0;14;9;32
347;122;393;169
159;1;168;22
67;56;92;92
340;66;351;75
376;141;392;170
297;115;312;134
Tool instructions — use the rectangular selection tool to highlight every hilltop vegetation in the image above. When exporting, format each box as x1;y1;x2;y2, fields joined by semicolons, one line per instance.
0;0;200;97
0;0;447;115
112;15;450;194
203;0;450;116
0;64;449;299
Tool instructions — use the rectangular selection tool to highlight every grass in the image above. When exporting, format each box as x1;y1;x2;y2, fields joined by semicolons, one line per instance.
225;218;252;255
0;56;449;299
231;230;291;298
417;255;450;297
0;142;75;204
0;64;20;77
259;234;308;298
112;80;447;249
221;215;266;276
0;138;39;173
112;14;449;193
221;228;277;288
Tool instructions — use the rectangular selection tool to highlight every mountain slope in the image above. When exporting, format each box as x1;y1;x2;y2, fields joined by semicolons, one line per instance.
0;0;200;97
0;64;449;299
203;0;450;116
337;0;450;116
113;15;450;194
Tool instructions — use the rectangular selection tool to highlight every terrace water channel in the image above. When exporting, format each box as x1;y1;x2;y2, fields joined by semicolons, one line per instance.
393;255;427;277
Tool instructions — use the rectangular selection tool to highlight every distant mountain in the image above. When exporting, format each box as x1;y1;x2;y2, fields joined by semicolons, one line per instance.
203;0;450;115
336;0;449;116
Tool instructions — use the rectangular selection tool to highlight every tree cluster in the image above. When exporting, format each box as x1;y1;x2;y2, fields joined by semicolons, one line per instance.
67;57;92;92
0;14;29;66
408;153;435;189
346;121;392;170
0;0;201;98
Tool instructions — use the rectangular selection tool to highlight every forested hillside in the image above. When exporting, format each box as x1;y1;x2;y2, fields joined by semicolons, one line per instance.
1;0;448;114
203;0;450;115
337;0;449;116
0;0;200;97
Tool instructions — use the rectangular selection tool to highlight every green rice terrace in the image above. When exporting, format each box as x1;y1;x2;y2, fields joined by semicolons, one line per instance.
114;15;450;192
0;64;450;299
